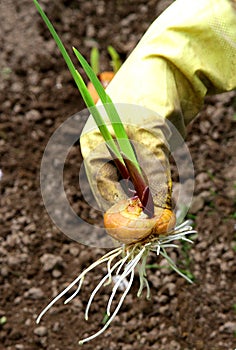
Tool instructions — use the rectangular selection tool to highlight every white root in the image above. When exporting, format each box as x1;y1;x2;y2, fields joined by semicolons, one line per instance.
36;220;196;344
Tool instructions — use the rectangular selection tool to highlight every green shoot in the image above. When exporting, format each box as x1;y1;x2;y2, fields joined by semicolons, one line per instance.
0;316;7;325
107;45;122;73
33;0;124;165
90;46;121;75
73;47;142;174
101;313;110;325
90;47;100;75
207;170;215;181
186;213;196;221
146;264;169;269
178;268;195;282
1;67;12;79
34;0;142;175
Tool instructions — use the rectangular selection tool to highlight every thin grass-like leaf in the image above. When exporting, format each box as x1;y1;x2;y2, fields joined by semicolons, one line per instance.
73;47;142;174
34;0;154;213
33;0;124;164
107;45;122;73
90;47;100;75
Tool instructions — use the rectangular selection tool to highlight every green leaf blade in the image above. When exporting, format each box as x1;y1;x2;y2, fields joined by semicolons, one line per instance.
73;47;142;174
90;47;100;75
73;47;108;103
34;0;123;163
107;45;122;73
34;0;154;215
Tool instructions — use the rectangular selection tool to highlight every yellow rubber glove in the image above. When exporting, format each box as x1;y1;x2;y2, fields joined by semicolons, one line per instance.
102;0;236;135
80;0;236;232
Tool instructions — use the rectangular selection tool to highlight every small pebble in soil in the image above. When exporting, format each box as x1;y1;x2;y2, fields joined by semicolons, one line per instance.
15;345;24;350
190;195;204;214
24;287;44;300
25;109;41;121
219;321;236;333
51;269;62;278
40;253;63;272
34;326;48;337
69;246;79;257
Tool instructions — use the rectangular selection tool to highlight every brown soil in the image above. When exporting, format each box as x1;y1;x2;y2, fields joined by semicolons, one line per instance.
0;1;236;349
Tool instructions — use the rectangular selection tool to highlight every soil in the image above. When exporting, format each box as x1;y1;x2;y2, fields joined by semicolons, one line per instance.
0;1;236;349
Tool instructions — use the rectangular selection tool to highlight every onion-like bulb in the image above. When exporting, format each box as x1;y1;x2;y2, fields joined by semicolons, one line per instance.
104;198;176;244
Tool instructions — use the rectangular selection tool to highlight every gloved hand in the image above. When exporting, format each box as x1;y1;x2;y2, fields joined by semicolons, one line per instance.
80;0;236;241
